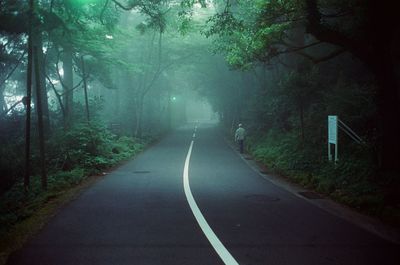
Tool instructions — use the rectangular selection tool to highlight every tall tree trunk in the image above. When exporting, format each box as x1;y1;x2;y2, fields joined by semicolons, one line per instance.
62;44;73;127
81;56;90;122
32;32;50;133
299;102;305;143
373;55;400;176
24;0;34;191
33;46;47;190
367;1;400;177
114;69;121;118
135;94;144;137
0;86;6;113
167;87;171;130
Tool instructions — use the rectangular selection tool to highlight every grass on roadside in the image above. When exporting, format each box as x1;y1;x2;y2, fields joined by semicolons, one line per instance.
245;130;400;226
0;123;153;265
0;173;105;265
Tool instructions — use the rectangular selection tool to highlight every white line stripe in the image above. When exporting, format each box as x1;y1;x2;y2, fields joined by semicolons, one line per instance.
193;133;196;138
183;140;240;265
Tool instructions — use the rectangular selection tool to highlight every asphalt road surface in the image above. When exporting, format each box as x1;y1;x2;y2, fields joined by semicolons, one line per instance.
7;123;400;265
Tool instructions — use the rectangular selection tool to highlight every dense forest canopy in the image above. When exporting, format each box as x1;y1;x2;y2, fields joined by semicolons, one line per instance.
0;0;399;230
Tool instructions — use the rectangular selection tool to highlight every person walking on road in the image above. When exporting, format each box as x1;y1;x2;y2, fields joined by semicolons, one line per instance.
235;123;246;154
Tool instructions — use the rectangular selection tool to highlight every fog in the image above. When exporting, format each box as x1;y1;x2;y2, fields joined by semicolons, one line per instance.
0;1;399;247
61;7;239;137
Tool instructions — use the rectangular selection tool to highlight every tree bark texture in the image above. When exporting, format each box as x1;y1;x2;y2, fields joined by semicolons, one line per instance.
33;46;47;190
62;44;73;127
24;4;33;191
32;32;50;133
81;57;90;122
0;87;6;113
135;94;145;138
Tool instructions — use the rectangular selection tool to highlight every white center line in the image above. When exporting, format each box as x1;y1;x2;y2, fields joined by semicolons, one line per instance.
183;140;240;265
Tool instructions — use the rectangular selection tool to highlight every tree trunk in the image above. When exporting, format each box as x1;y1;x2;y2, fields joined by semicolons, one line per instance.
304;0;400;175
81;56;90;122
0;86;6;113
114;69;121;117
24;2;34;191
135;94;144;138
299;103;305;143
33;32;50;133
33;46;47;190
167;87;171;130
62;44;73;127
373;55;400;176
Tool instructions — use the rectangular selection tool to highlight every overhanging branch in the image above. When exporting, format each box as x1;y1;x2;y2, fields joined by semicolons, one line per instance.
304;0;367;61
296;48;346;63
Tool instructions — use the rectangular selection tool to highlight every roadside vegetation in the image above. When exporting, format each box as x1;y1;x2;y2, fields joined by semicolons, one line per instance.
0;119;152;264
1;1;399;261
247;130;399;225
0;1;185;262
198;1;400;225
240;70;394;221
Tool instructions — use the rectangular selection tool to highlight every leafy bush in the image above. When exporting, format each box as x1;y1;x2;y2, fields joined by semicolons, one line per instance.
0;122;147;238
248;129;388;216
47;122;144;174
0;142;24;194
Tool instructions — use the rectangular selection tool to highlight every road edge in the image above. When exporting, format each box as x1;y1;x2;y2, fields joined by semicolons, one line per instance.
224;134;400;244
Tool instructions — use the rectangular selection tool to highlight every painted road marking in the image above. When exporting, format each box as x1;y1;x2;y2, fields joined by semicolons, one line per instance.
183;140;240;265
193;133;196;138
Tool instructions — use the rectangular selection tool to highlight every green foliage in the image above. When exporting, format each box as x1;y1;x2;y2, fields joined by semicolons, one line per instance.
0;116;25;194
215;56;395;221
249;129;384;212
250;129;320;173
0;142;24;193
240;68;392;218
47;122;144;174
0;122;147;238
202;0;300;69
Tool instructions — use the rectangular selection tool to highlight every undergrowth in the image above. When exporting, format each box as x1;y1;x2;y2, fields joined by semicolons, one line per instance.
246;129;400;225
0;122;150;244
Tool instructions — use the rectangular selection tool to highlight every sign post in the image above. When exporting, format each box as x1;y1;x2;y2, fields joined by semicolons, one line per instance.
328;115;338;162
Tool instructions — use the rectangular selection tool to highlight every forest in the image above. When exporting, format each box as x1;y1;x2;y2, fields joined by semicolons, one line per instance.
0;0;399;261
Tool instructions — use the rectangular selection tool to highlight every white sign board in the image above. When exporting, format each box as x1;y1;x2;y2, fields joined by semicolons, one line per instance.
328;115;338;144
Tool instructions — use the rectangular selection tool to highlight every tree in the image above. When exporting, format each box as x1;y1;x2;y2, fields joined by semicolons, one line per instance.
203;0;400;175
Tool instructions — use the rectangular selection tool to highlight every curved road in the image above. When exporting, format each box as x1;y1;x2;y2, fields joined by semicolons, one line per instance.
8;123;399;265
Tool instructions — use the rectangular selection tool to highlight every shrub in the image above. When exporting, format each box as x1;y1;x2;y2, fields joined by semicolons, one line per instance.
247;128;387;216
0;121;148;238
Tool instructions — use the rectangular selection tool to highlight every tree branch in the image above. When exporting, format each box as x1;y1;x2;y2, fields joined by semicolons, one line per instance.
304;0;367;61
100;0;110;24
55;53;86;96
111;0;136;11
0;99;23;117
45;74;65;118
0;51;26;88
280;40;323;53
296;48;346;64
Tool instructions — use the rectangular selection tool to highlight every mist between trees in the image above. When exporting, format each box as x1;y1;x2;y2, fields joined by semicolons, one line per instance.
0;0;399;233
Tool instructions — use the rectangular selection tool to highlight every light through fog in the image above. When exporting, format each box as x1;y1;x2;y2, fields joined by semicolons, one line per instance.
0;1;399;265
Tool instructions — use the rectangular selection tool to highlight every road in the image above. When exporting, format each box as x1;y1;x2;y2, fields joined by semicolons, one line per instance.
7;123;399;265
